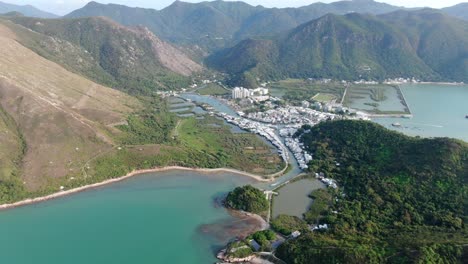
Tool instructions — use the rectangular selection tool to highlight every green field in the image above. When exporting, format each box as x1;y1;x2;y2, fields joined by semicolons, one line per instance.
197;83;230;96
177;116;283;174
312;93;337;103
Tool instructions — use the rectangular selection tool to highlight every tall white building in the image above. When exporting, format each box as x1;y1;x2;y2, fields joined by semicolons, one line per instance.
232;87;269;99
232;87;252;99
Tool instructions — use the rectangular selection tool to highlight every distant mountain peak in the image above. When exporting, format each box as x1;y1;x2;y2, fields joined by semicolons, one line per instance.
0;1;58;18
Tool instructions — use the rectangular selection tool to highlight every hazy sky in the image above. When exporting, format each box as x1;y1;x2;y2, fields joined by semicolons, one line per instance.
9;0;467;15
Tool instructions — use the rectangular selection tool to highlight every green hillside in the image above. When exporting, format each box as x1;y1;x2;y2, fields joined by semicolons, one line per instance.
208;10;468;86
275;120;468;263
1;16;202;95
380;9;468;82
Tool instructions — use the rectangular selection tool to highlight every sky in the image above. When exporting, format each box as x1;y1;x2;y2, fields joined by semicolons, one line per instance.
8;0;467;15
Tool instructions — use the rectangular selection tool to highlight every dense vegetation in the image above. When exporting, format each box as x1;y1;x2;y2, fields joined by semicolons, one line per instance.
2;16;198;95
117;96;177;144
225;185;269;214
275;120;468;263
208;10;468;86
271;215;309;236
0;106;27;203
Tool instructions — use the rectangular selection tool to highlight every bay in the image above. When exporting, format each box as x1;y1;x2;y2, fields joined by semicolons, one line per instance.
0;170;255;264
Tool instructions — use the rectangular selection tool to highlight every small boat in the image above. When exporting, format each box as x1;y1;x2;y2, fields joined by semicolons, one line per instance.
392;122;402;127
466;115;468;119
270;183;280;188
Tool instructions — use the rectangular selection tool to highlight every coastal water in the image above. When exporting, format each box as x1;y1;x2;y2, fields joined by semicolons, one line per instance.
0;170;256;264
373;84;468;142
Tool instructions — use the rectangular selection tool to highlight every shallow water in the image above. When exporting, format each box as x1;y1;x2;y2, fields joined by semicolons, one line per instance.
272;178;324;218
346;85;407;112
0;170;255;264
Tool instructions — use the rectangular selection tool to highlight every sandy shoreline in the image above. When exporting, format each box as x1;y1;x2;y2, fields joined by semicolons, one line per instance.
0;166;274;211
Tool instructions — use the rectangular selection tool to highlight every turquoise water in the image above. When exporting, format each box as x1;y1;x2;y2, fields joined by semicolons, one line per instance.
0;170;254;264
374;84;468;142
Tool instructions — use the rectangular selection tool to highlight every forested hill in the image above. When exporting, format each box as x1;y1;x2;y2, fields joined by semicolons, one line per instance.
65;0;404;51
1;16;202;95
207;9;468;87
276;120;468;263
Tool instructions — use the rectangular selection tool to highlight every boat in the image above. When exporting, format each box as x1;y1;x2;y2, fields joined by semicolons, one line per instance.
392;122;402;127
466;115;468;119
270;182;280;187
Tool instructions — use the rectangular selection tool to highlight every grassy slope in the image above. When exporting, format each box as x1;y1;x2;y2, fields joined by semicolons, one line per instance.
0;23;141;194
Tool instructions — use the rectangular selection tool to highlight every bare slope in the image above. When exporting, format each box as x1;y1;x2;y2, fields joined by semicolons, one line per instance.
2;16;202;95
0;24;141;190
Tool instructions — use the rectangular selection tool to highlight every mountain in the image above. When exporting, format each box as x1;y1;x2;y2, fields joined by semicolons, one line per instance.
1;16;202;95
380;9;468;83
443;3;468;20
0;1;58;18
65;0;405;51
207;9;468;86
0;22;140;197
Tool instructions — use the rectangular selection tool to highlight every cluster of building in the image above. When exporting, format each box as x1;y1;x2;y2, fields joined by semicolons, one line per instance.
285;137;313;170
246;106;337;125
383;77;421;84
279;127;313;170
156;90;179;98
218;113;289;163
231;87;269;100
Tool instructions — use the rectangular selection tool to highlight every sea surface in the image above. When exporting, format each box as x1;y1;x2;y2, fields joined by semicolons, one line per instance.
0;170;256;264
373;84;468;142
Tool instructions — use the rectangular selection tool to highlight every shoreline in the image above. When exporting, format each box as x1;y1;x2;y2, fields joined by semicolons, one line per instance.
0;166;274;211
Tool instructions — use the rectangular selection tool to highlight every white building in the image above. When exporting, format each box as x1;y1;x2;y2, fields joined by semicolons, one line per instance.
232;87;269;99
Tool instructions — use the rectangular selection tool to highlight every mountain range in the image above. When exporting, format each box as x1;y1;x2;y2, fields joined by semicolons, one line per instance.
65;0;468;52
207;9;468;86
0;1;57;18
65;0;406;51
